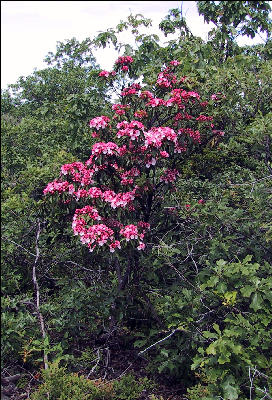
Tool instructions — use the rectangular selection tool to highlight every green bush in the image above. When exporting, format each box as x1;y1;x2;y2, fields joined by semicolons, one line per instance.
30;362;113;400
31;362;154;400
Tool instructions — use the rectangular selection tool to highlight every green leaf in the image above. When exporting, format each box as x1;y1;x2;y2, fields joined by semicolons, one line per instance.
250;293;263;311
240;285;254;297
222;375;239;400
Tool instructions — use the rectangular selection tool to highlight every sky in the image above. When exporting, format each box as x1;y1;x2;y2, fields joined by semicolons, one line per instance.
1;1;269;89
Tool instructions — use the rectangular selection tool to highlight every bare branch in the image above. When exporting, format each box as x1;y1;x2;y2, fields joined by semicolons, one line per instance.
229;175;272;186
1;236;36;257
138;329;177;356
32;220;48;370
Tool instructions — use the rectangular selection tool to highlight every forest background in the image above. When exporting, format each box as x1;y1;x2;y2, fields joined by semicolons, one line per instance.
1;1;272;399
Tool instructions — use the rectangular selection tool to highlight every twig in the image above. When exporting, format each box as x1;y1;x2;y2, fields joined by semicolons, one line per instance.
1;236;36;257
65;260;95;273
32;220;48;370
255;387;272;400
138;329;177;356
248;366;272;400
168;262;202;293
117;362;133;379
196;309;215;323
186;243;199;274
229;175;272;186
87;349;101;378
249;365;257;400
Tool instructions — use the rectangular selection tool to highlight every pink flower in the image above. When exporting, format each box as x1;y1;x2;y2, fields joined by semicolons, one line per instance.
121;83;141;96
109;240;121;252
137;242;146;250
160;169;179;183
43;180;71;195
144;126;177;148
92;142;120;157
146;98;166;108
170;60;180;66
89;116;110;130
88;187;102;198
122;65;129;72
174;143;187;154
160;150;169;158
116;120;145;140
112;103;130;116
178;128;201;144
145;157;157;168
115;56;134;65
99;70;110;78
196;115;213;122
198;199;205;204
120;224;139;241
185;204;191;210
140;90;154;100
134;110;147;119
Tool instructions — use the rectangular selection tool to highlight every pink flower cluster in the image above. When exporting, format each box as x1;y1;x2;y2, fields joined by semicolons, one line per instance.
167;89;200;109
77;223;115;251
61;162;85;176
169;60;181;66
157;72;173;88
73;205;101;222
99;70;116;78
72;209;148;252
140;90;154;101
160;168;180;183
134;110;147;119
115;56;134;65
115;56;134;71
156;61;181;88
117;120;145;140
43;180;74;195
92;142;120;157
196;115;213;122
121;83;141;96
145;156;157;168
160;150;169;158
61;162;96;186
120;167;140;185
72;207;122;252
89;116;110;129
157;60;180;88
174;143;187;154
178;128;201;144
120;224;139;240
146;97;166;108
102;188;137;209
112;103;130;116
144;127;177;148
120;221;150;250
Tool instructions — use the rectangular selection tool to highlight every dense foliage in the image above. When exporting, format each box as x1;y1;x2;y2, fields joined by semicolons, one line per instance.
1;2;272;399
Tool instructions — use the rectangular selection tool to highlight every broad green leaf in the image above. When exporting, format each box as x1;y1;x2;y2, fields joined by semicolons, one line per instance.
222;376;239;400
250;292;263;311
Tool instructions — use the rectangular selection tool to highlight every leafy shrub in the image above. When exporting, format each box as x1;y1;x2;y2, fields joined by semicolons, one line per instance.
31;362;154;400
30;361;112;399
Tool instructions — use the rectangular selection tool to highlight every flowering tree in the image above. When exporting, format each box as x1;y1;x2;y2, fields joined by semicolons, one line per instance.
43;55;222;289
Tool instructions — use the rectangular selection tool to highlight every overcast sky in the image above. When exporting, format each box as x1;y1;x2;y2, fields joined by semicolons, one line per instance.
1;1;268;89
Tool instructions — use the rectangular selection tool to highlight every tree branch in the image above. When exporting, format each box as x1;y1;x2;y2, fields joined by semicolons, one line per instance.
32;220;48;370
138;329;177;356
